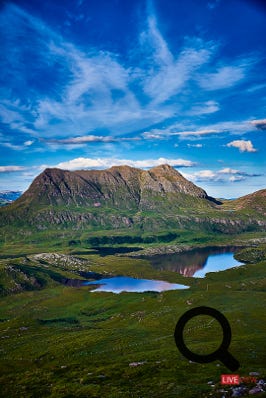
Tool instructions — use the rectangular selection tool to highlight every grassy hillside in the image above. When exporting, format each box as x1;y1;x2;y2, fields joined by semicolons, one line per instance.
0;247;265;397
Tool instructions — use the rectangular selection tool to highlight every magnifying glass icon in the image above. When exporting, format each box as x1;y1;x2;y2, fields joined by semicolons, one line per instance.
174;306;240;371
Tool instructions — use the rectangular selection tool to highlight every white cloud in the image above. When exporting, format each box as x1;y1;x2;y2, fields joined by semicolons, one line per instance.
226;140;257;152
177;129;219;137
229;175;245;182
141;116;265;142
142;128;219;140
250;119;266;130
24;140;34;146
218;167;261;178
183;170;220;182
194;170;216;178
195;119;262;135
142;130;166;140
49;135;115;144
52;157;196;171
187;100;219;115
183;166;261;183
1;142;25;151
218;168;239;174
45;135;139;145
163;118;261;140
0;166;26;172
197;65;246;90
0;138;35;151
187;143;203;148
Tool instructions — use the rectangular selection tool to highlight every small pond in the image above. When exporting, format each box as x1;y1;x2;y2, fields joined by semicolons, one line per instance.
83;276;189;293
145;246;244;278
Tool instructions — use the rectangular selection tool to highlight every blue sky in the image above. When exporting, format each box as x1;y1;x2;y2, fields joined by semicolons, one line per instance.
0;0;265;198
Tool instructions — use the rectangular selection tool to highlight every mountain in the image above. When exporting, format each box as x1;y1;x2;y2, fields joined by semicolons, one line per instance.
0;191;22;206
231;189;266;214
13;164;214;208
0;165;265;235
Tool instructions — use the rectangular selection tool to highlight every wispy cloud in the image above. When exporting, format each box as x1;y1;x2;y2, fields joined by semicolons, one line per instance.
250;119;266;130
24;140;34;146
218;167;240;174
183;167;261;183
142;128;219;140
140;16;213;104
45;135;139;145
142;118;262;140
0;138;35;151
186;100;219;115
187;143;203;148
229;175;246;182
197;64;246;90
50;157;196;170
183;170;222;182
247;83;266;93
193;170;217;179
0;4;145;137
218;168;261;177
226;140;257;152
0;166;26;172
0;3;257;141
0;142;25;151
142;130;167;140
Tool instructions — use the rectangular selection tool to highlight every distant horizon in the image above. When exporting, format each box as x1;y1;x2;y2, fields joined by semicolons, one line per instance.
0;163;264;200
0;0;265;198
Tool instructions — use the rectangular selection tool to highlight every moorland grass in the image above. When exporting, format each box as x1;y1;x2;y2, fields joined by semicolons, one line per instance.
0;246;265;397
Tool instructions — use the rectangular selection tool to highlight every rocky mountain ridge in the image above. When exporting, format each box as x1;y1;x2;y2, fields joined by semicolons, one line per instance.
14;164;214;208
0;164;265;234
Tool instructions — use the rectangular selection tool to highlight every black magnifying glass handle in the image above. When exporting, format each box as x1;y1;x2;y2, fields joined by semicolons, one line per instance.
218;350;240;372
174;307;240;371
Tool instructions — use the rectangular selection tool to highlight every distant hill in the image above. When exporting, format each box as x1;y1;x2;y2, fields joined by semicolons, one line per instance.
0;191;22;206
232;189;266;214
221;189;266;214
0;165;265;235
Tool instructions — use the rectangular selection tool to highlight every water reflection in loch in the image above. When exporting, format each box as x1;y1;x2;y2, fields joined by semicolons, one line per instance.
145;247;244;278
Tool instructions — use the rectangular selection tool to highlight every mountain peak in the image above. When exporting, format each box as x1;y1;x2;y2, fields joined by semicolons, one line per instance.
42;167;68;176
150;164;184;178
150;163;175;171
11;164;212;209
107;165;138;171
